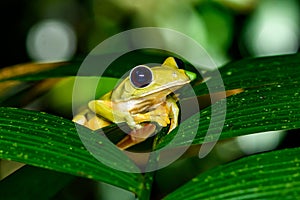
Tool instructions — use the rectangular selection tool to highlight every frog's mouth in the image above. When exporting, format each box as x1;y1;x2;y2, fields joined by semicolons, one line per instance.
138;70;196;97
136;80;189;98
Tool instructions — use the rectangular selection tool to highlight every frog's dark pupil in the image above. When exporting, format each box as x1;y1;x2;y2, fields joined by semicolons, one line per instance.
130;66;153;88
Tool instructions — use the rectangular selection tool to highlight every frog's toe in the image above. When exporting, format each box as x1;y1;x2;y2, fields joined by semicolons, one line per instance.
154;117;170;127
72;114;87;125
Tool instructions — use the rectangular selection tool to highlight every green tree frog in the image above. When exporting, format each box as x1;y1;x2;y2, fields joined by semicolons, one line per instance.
73;57;196;150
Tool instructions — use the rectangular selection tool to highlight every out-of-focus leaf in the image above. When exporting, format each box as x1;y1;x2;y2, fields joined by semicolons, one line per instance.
0;51;186;82
0;62;69;81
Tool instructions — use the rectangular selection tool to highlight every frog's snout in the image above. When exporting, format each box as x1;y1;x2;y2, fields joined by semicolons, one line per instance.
184;70;197;81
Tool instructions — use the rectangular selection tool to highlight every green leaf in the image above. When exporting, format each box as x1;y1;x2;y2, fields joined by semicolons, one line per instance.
1;53;300;199
193;53;300;95
155;53;300;148
0;165;75;200
0;107;144;195
163;147;300;199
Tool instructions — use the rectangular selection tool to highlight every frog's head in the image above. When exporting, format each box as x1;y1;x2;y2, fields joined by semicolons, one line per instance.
112;57;196;101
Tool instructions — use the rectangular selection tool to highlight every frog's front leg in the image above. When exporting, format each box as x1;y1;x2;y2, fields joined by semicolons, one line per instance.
75;97;179;150
132;104;170;127
116;106;168;149
166;96;180;133
88;99;154;150
117;97;180;150
132;97;179;133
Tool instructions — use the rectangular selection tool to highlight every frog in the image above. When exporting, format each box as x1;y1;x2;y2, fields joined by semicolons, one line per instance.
73;57;196;150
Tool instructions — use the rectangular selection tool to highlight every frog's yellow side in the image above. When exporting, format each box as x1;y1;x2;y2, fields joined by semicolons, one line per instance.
73;57;196;150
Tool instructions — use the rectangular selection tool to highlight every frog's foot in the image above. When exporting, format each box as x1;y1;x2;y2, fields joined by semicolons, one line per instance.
117;124;156;150
132;104;171;127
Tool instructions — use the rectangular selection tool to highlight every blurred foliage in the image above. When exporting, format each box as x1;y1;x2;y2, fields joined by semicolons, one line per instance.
2;0;298;66
0;0;255;67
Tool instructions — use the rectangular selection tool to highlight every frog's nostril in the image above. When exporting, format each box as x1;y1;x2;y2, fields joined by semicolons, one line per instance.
172;72;178;78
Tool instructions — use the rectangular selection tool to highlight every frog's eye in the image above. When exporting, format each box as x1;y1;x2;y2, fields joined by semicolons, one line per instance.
130;65;153;88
